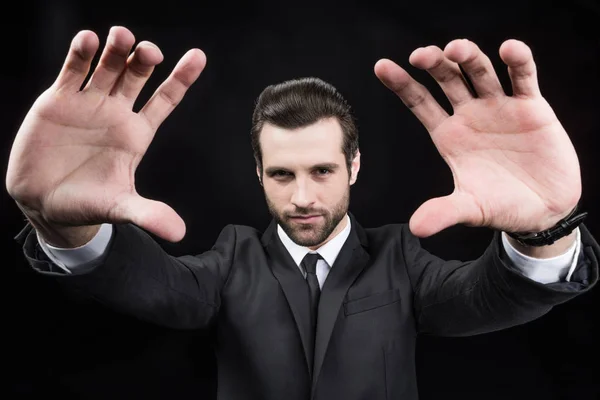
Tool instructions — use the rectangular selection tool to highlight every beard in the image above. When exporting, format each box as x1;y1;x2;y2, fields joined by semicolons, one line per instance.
265;187;350;248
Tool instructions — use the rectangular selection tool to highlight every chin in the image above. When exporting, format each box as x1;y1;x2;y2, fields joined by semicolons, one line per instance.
289;230;327;247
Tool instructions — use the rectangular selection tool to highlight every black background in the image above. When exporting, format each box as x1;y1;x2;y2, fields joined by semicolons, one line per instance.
2;0;599;398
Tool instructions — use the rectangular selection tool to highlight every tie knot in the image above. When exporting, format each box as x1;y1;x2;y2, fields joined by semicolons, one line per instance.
302;253;321;274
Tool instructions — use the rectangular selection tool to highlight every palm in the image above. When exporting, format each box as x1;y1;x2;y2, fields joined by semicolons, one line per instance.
14;91;151;219
6;27;206;242
375;39;580;237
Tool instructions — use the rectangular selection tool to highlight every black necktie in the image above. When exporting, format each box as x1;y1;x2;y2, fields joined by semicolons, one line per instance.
301;252;322;362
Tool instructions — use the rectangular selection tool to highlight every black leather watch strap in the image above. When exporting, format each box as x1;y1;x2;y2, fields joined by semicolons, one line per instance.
506;206;587;247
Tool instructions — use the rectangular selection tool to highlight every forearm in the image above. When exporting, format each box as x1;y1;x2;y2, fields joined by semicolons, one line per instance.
19;222;228;329
410;226;598;337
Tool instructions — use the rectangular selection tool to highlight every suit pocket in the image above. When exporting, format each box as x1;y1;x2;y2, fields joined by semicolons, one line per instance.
344;288;401;316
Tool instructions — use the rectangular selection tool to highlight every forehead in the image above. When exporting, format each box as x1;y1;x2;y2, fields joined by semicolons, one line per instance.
260;118;344;167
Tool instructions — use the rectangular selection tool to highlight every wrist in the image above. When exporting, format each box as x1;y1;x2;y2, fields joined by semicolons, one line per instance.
540;203;580;231
504;229;578;259
17;203;100;248
506;204;586;247
35;224;101;249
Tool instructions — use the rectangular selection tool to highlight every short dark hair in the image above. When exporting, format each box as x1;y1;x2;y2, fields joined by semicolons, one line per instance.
251;77;359;176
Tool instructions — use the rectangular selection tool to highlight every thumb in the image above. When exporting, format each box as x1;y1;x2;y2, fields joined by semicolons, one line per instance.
409;192;480;237
117;193;186;242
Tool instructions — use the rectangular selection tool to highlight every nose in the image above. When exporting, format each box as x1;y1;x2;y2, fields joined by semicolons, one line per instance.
290;178;316;209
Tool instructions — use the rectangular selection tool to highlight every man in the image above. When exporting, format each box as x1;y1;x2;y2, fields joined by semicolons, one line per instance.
6;26;599;399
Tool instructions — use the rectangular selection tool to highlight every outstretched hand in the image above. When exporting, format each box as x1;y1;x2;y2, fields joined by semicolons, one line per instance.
374;39;581;238
6;27;206;243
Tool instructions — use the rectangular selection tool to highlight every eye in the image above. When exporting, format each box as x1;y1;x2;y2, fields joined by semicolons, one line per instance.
269;170;293;180
274;170;291;177
315;168;331;176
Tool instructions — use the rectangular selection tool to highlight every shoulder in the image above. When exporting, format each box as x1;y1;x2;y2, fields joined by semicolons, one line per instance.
362;222;412;241
228;224;263;238
216;223;265;245
358;221;423;254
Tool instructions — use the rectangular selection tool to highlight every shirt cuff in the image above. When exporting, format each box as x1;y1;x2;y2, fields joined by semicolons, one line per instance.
36;223;114;273
501;227;581;284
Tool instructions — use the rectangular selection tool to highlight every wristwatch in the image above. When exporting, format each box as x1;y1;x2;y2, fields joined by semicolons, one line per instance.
506;206;587;247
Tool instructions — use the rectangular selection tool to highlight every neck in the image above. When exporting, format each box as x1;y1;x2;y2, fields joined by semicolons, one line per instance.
308;214;349;250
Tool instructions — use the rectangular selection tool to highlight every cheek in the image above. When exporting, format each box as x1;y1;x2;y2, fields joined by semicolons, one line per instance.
264;184;291;205
319;179;348;204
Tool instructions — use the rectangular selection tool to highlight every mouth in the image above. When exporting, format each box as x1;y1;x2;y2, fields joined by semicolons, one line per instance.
288;215;322;223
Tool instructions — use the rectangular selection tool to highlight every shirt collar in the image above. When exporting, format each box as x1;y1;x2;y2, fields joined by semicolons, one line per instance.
277;214;351;268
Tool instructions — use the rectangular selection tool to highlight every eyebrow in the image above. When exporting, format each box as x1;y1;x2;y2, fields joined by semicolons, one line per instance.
312;163;340;171
264;163;341;176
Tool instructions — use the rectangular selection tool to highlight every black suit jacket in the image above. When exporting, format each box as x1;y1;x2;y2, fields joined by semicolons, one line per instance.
17;214;599;400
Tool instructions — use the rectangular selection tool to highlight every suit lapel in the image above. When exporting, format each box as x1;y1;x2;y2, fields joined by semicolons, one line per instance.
311;214;370;390
262;220;314;377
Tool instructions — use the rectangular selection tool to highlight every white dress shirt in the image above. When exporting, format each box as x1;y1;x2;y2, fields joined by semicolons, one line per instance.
277;215;353;289
37;215;582;286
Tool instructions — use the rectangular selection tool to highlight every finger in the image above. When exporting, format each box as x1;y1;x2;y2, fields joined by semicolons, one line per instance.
409;192;480;237
499;39;540;98
85;26;136;93
444;39;504;98
110;41;164;104
409;45;474;107
116;193;186;242
140;48;206;130
54;30;100;91
374;58;449;132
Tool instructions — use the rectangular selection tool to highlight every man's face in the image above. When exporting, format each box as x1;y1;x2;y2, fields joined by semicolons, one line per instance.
258;118;360;248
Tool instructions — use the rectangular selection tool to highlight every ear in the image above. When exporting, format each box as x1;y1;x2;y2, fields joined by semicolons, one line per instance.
349;149;361;185
256;165;263;186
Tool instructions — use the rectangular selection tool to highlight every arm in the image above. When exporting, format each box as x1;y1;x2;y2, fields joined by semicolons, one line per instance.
6;27;212;328
403;224;598;337
374;38;597;334
16;221;236;330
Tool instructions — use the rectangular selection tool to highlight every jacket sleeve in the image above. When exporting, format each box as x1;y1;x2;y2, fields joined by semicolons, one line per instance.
402;224;599;336
15;222;237;330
